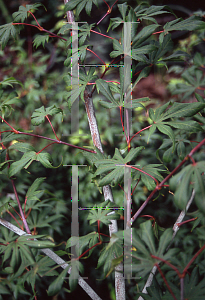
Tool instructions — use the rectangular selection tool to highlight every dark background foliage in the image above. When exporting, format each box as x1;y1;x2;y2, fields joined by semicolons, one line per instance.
0;0;205;299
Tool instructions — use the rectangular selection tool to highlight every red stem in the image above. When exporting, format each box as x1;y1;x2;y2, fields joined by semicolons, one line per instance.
183;244;205;276
129;125;152;143
152;30;165;35
131;177;140;195
28;10;41;27
0;116;18;133
126;164;158;185
11;180;31;234
151;255;181;278
90;30;115;40
45;115;59;140
86;48;106;65
12;23;67;41
129;137;205;225
6;210;22;229
1;128;95;153
177;217;197;227
96;12;109;25
36;142;57;154
156;264;178;300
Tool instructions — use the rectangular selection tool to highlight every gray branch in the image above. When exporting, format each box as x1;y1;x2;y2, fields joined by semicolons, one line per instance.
0;217;102;300
138;189;195;300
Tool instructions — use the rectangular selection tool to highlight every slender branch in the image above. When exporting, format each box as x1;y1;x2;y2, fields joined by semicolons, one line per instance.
138;190;196;299
64;2;125;299
129;125;152;144
86;48;106;65
183;244;205;276
1;128;95;153
45;115;59;141
130;138;205;226
156;264;177;300
28;10;41;27
166;189;195;251
151;255;181;278
11;180;31;234
6;209;22;228
84;90;125;300
0;217;102;300
126;164;158;185
90;30;115;40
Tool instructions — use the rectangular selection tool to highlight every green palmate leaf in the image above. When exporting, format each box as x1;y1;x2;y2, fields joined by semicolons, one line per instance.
170;162;205;212
25;257;58;292
124;97;149;109
3;237;36;274
8;151;37;177
66;232;99;257
64;67;97;105
157;228;172;257
36;152;56;168
136;164;164;191
156;124;175;151
162;102;205;120
87;203;119;226
59;23;93;47
33;35;49;48
110;39;123;58
26;177;45;201
163;15;204;35
0;23;19;50
134;5;170;22
164;120;202;132
150;102;171;122
47;265;70;296
82;146;105;165
140;221;156;254
118;3;128;20
9;151;56;177
18;234;55;249
31;105;63;126
163;146;174;163
96;79;118;106
177;141;186;160
94;147;143;186
69;260;84;292
182;268;205;300
194;165;205;214
9;142;35;153
116;222;176;279
12;4;45;23
64;0;82;11
195;93;205;104
134;66;152;86
193;52;205;67
0;90;19;119
132;24;159;47
64;0;98;17
124;147;144;163
132;44;158;60
97;232;123;276
169;66;205;100
147;124;157;144
0;77;23;88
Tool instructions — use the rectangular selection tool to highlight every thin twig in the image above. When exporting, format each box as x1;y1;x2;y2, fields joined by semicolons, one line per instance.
0;218;102;300
138;190;196;300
